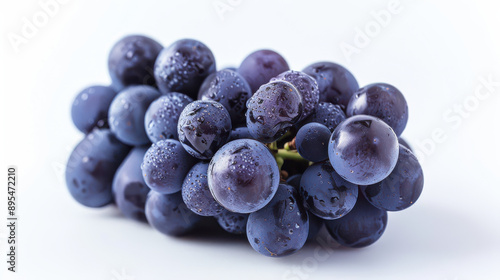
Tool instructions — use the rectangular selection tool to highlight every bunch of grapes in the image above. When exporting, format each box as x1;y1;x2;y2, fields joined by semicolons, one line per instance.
66;35;424;257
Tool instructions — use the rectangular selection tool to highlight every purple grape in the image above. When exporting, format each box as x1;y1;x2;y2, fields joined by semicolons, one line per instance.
182;162;224;216
215;209;249;235
347;83;408;136
271;70;319;121
154;39;216;99
141;139;197;194
207;139;279;213
398;137;413;152
177;100;232;159
303;102;346;132
227;126;253;142
360;145;424;211
246;81;303;143
198;69;252;126
247;184;309;257
238;49;289;93
302;61;359;110
295;122;331;162
329;115;399;185
71;85;117;133
144;92;193;143
300;161;358;220
286;173;302;190
108;35;162;88
112;146;150;221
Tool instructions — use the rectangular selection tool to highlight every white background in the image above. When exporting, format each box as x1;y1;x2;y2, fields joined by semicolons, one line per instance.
1;0;500;279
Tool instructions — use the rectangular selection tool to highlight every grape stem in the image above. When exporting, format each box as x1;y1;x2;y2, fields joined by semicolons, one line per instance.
275;149;306;162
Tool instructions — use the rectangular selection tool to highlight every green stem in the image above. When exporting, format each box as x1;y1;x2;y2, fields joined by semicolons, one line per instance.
276;149;308;162
275;156;284;170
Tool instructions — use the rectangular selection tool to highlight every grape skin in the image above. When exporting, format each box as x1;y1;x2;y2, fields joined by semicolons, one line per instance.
108;85;161;146
215;209;249;235
360;145;424;211
154;39;216;99
144;92;193;143
325;193;388;248
295;122;331;162
247;184;309;257
112;146;150;222
71;85;116;133
238;49;290;93
182;162;224;216
177;100;232;159
303;102;346;132
108;35;163;88
300;161;358;220
347;83;408;136
66;129;130;208
141;139;197;194
207;139;279;213
398;137;413;152
329;115;399;185
227;126;254;142
145;191;202;236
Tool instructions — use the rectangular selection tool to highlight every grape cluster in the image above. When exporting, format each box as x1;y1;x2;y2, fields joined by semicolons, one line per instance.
67;35;424;257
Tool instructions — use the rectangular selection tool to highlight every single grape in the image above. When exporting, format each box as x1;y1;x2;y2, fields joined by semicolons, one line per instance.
303;102;346;132
198;69;252;126
347;83;408;136
325;193;388;248
71;85;117;133
108;35;162;88
227;126;253;142
246;81;303;143
208;139;279;213
360;145;424;211
145;191;202;236
300;161;358;220
66;129;130;207
238;49;290;93
302;61;359;110
398;137;413;152
295;122;331;162
177;100;232;159
271;70;319;121
108;85;161;146
144;92;193;143
141;139;197;194
112;146;150;221
286;173;302;190
215;209;249;235
182;162;224;216
329;115;399;185
154;39;216;99
247;184;309;257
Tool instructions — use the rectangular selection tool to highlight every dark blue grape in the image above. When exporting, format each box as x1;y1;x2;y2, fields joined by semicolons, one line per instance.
238;49;290;93
198;69;252;126
208;139;279;213
182;162;224;216
295;122;331;162
246;81;303;143
108;35;162;88
145;191;202;236
71;85;116;133
112;146;150;221
303;102;346;132
215;209;249;234
154;39;216;99
300;161;358;220
307;212;323;241
227;126;253;142
108;85;161;146
360;145;424;211
66;129;130;207
329;115;399;185
347;83;408;136
398;137;413;152
247;184;309;257
286;173;302;190
141;139;197;194
325;193;388;248
177;100;232;159
302;61;359;110
144;92;193;143
271;70;319;121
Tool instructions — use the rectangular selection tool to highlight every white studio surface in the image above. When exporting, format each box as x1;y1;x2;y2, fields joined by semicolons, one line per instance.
1;0;500;279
